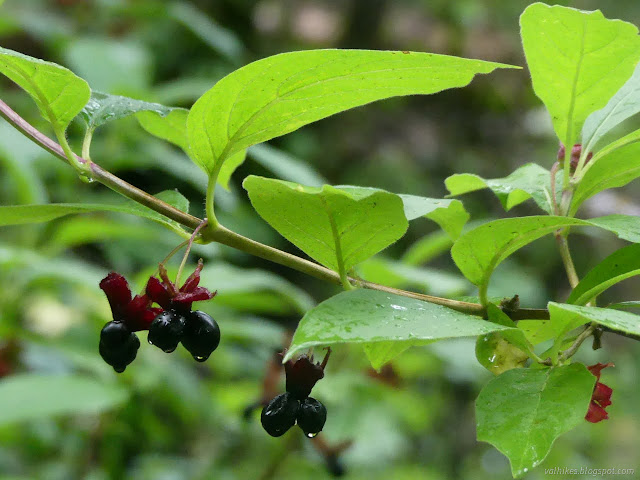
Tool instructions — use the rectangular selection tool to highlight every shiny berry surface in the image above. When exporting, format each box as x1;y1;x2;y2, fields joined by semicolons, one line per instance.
181;310;221;361
260;392;300;437
99;333;140;373
100;321;130;348
296;397;327;437
148;311;186;353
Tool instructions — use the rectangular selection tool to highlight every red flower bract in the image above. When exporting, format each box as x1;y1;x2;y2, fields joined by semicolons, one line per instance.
99;272;162;331
285;348;331;399
145;259;215;313
585;362;614;423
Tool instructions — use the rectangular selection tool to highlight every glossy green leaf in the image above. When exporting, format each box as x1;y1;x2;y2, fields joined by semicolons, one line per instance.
80;91;174;131
549;302;640;336
284;289;515;368
582;61;640;154
0;190;189;236
446;163;556;214
137;107;190;151
476;364;595;477
0;46;90;129
137;106;242;189
0;374;129;426
243;176;408;272
187;49;516;175
521;3;640;149
452;215;640;289
337;186;469;239
568;244;640;305
571;141;640;215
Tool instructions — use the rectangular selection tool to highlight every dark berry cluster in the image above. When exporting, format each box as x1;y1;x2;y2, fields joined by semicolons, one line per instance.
98;260;218;372
145;261;219;361
261;349;330;438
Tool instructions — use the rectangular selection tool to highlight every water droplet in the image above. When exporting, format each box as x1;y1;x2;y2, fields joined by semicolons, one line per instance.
194;355;208;362
306;432;318;438
147;339;154;345
163;347;176;353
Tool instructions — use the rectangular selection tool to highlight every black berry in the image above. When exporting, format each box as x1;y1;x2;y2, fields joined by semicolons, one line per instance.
99;332;140;373
100;321;130;348
181;310;220;361
148;311;186;353
296;397;327;437
326;454;345;477
261;392;300;437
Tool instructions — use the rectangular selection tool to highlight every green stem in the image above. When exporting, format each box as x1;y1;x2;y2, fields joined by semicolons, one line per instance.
555;232;579;289
54;126;86;174
82;128;94;161
324;198;353;290
558;323;595;363
205;175;219;229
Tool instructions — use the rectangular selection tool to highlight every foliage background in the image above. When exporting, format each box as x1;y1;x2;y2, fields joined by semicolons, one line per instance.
0;1;639;479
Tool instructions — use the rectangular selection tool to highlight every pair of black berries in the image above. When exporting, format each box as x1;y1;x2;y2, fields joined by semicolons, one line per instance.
148;309;220;360
261;392;327;438
261;349;331;438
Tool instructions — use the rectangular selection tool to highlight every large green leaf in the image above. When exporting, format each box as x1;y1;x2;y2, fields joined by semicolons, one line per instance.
582;61;640;154
284;289;515;369
337;186;469;239
476;364;595;477
0;46;90;130
549;302;640;336
80;91;175;131
243;176;408;273
0;374;129;426
137;105;244;189
520;3;640;149
187;49;516;175
0;190;190;236
452;215;640;290
568;244;640;305
571;141;640;215
445;163;556;213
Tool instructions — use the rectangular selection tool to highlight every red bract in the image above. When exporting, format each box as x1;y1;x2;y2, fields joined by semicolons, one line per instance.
145;259;215;313
285;348;331;399
99;273;162;331
585;362;614;423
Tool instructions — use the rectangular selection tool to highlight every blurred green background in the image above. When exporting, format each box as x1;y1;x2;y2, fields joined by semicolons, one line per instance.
1;1;639;479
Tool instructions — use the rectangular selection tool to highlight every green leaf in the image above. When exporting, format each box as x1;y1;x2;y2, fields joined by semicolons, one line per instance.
520;3;640;149
284;289;515;369
337;186;469;239
476;364;595;478
187;49;516;175
79;91;175;131
452;215;640;289
0;374;129;426
0;46;90;130
0;190;190;236
582;61;640;154
571;141;640;215
445;163;556;213
549;302;640;336
137;106;242;189
243;176;408;273
568;244;640;305
137;106;190;151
